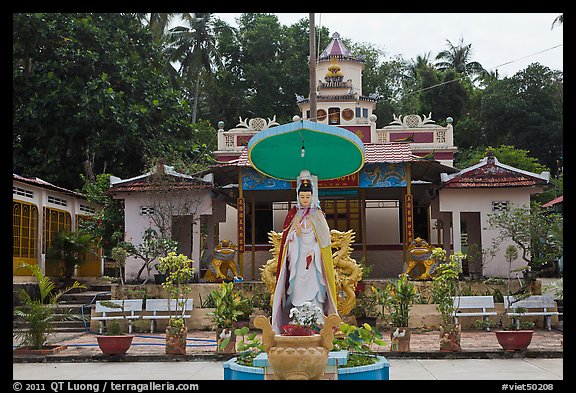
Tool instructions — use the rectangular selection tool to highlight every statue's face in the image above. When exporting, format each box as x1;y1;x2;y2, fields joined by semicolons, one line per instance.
298;191;312;208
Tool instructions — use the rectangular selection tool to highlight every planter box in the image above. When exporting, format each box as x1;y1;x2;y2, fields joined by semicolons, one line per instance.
338;356;390;380
13;345;68;356
223;351;390;380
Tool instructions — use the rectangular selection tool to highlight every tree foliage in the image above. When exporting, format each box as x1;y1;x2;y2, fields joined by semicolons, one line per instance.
13;13;562;208
487;202;563;276
13;13;208;190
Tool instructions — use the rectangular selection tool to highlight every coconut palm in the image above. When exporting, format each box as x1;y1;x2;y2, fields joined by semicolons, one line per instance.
133;13;181;87
435;37;485;82
164;13;233;123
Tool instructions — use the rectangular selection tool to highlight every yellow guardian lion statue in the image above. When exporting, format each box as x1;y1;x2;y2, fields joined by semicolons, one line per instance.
403;237;438;280
204;240;241;282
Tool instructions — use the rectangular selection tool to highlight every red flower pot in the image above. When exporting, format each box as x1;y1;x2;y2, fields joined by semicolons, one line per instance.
96;335;134;355
495;330;534;351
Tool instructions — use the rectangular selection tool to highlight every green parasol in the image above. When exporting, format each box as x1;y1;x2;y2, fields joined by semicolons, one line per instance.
247;120;365;181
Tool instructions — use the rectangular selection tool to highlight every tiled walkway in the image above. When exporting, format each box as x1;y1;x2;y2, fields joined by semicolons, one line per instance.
13;327;563;361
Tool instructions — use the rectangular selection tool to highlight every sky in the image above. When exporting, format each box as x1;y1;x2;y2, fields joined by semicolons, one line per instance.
215;13;563;78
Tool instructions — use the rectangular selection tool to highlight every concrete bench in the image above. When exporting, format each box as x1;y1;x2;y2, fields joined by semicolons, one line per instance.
504;294;559;331
92;299;143;334
141;298;193;333
451;296;497;330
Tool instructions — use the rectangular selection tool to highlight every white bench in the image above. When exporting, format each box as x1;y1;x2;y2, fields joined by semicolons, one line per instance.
141;298;193;333
451;296;497;330
92;299;143;334
504;295;559;331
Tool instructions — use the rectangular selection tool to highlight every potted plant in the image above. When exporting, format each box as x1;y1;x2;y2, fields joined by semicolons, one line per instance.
95;300;135;355
373;273;417;352
495;245;535;351
210;281;243;353
354;259;373;294
332;322;386;367
281;301;324;336
430;248;466;352
13;263;86;355
156;251;195;355
230;325;265;366
350;288;380;327
233;292;254;329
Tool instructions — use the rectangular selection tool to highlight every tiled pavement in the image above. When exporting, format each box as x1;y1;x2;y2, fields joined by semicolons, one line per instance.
13;327;563;362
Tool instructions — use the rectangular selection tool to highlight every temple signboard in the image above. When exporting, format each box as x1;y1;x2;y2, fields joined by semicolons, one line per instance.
242;164;406;190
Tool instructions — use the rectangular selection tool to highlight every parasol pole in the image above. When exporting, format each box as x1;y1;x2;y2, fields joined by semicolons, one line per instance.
309;13;317;122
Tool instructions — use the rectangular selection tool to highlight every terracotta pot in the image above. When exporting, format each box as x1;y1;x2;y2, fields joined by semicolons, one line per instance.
166;325;187;355
495;330;534;351
96;335;134;355
390;327;411;352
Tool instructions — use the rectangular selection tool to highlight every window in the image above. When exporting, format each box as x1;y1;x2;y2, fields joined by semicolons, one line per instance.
48;195;68;207
328;108;340;125
43;207;72;252
13;186;33;198
80;204;96;214
43;207;72;275
492;201;510;212
140;206;155;215
13;201;38;259
316;109;327;122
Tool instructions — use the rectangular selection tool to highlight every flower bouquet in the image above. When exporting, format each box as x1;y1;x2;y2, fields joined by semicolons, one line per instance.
281;302;323;336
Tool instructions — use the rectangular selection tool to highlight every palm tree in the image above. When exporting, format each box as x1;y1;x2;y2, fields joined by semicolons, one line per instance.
132;13;182;88
408;53;433;79
164;13;232;123
435;37;485;82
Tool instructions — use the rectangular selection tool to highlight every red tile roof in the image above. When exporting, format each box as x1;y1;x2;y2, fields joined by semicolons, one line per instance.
110;179;211;193
442;156;549;188
542;195;563;207
13;173;84;197
109;164;212;193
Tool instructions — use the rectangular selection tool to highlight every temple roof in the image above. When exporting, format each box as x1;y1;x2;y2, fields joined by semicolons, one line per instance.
109;163;212;193
440;154;550;188
207;142;458;187
229;142;415;166
318;32;364;62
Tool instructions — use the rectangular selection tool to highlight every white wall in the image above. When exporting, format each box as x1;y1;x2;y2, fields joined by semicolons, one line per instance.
121;190;213;280
438;187;541;277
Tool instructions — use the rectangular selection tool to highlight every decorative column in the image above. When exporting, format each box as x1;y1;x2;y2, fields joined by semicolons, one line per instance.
403;163;414;264
360;189;367;261
237;167;245;276
251;192;256;280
